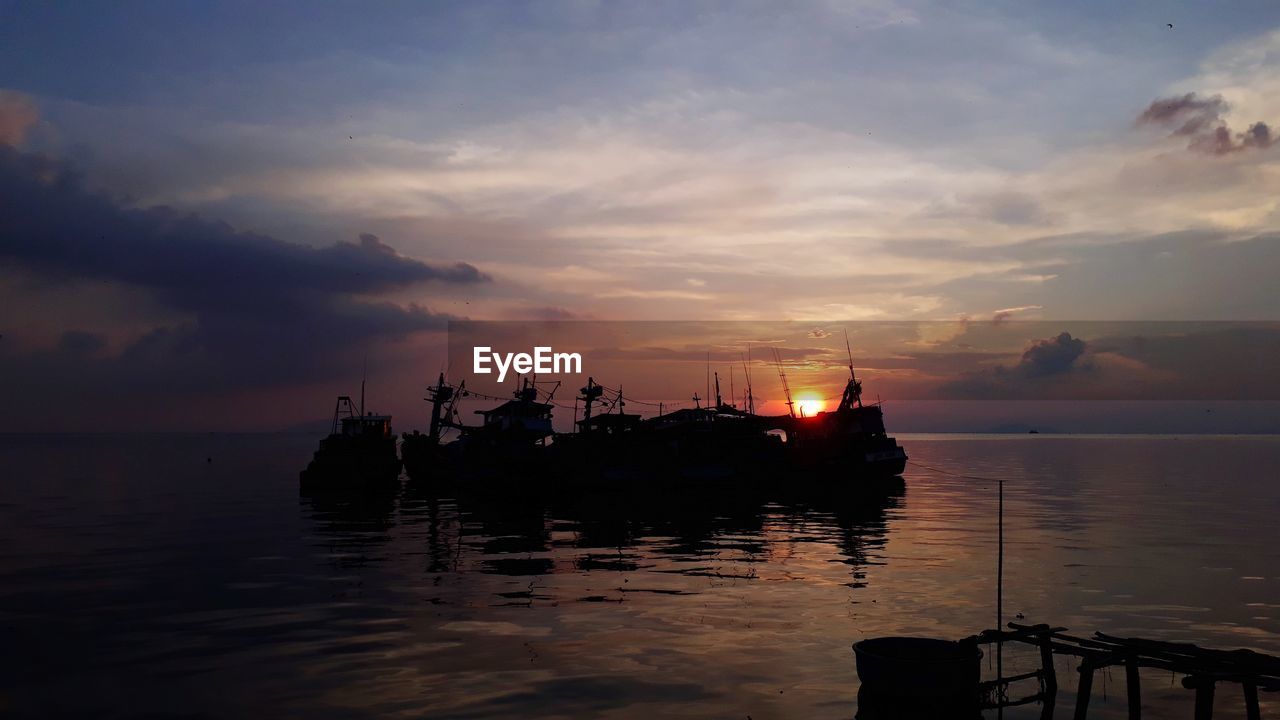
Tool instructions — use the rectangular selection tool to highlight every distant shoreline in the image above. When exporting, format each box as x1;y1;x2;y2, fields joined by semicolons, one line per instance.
4;431;1280;439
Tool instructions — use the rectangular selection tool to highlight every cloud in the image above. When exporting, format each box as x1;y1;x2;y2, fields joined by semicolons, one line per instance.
0;151;487;305
0;89;38;146
1018;331;1086;377
930;323;1280;402
56;329;107;357
992;305;1041;324
1088;325;1280;397
1137;92;1277;154
937;330;1092;398
0;145;486;409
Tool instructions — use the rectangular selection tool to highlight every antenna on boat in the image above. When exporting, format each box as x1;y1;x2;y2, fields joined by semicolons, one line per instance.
360;352;368;416
843;328;856;382
714;372;722;408
705;352;710;412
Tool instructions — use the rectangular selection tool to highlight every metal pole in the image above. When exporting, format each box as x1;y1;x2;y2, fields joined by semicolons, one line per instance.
998;479;1004;698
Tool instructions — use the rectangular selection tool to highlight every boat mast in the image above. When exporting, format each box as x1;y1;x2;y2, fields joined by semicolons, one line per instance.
579;377;603;432
842;328;864;409
426;373;455;442
772;348;794;418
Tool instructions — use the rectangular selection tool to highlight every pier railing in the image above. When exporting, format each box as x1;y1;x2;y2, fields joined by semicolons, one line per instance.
966;622;1279;720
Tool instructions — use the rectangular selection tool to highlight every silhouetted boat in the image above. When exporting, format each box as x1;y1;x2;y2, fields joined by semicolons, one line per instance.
403;375;555;484
765;373;908;479
299;395;401;490
403;339;906;488
594;345;909;483
552;378;787;485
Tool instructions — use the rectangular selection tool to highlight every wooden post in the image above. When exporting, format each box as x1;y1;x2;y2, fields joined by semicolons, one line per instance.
1039;640;1058;720
1125;658;1140;719
1192;677;1215;720
1039;633;1058;696
1040;691;1057;720
1074;660;1094;720
1243;681;1260;720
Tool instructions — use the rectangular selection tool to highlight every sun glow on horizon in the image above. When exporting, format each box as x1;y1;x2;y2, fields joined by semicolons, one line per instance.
794;394;826;417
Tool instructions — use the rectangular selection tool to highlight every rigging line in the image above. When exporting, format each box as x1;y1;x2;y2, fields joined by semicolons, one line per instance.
452;382;691;411
906;459;1007;483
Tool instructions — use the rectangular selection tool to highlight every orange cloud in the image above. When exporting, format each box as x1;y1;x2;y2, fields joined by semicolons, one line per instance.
0;90;38;147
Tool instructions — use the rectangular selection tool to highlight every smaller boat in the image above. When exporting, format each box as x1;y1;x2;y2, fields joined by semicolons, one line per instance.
300;395;401;490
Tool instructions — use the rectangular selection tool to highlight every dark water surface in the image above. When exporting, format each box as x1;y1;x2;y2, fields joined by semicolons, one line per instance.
1;434;1278;719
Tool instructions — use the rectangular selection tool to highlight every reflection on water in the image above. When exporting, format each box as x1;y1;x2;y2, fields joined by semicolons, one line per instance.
1;434;1278;718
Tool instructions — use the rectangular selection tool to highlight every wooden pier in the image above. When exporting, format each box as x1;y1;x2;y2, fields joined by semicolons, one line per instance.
967;622;1280;719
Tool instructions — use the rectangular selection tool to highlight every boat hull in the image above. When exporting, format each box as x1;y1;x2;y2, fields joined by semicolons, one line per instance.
300;435;401;490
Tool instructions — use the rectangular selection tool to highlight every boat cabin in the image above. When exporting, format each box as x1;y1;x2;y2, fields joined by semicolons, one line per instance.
577;412;642;435
475;399;553;433
327;395;393;439
340;413;393;439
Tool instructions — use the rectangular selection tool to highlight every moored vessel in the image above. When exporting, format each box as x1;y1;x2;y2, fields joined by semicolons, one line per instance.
300;395;401;490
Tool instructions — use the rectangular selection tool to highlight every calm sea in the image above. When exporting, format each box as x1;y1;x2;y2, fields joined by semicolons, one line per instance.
1;434;1277;719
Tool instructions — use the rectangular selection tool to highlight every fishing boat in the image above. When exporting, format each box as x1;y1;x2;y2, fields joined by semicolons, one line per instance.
404;335;906;488
299;394;401;490
402;375;557;485
765;374;908;480
554;369;902;486
541;377;752;484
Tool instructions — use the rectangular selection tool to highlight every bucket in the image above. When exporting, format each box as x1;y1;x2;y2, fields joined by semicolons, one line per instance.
853;636;982;698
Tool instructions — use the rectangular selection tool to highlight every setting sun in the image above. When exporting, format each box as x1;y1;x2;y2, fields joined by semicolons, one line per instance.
794;394;826;417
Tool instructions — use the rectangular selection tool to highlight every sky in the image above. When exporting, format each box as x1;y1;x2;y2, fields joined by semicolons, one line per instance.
2;1;1280;432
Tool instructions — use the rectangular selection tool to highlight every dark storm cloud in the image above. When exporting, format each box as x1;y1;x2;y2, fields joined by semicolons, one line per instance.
1137;93;1277;155
0;150;487;308
0;146;486;397
1018;332;1086;377
938;330;1093;399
